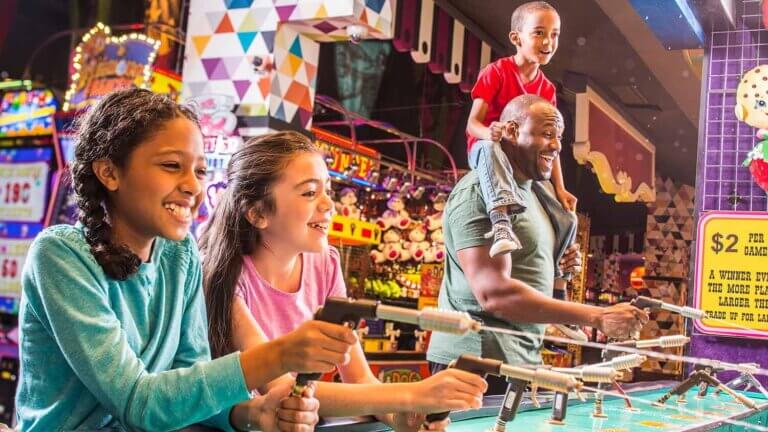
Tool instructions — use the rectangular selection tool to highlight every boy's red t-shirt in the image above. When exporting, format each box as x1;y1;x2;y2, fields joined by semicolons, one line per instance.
468;56;557;152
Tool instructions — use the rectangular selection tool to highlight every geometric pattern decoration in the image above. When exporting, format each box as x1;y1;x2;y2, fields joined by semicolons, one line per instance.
600;252;621;292
638;176;694;377
644;177;695;280
586;236;607;294
636;279;688;376
182;0;394;132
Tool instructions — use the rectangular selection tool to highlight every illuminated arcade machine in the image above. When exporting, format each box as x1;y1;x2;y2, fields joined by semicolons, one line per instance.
0;84;63;423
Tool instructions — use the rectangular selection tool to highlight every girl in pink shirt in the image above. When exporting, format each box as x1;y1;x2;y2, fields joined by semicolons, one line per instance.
200;131;486;431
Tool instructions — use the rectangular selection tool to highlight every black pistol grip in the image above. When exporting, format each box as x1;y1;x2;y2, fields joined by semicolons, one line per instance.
425;355;501;423
631;296;663;310
294;298;380;396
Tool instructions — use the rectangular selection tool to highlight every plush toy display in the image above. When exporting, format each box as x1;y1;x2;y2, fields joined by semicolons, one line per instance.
377;195;411;230
425;192;447;231
735;65;768;193
406;224;430;262
430;227;445;263
335;187;363;220
370;228;404;263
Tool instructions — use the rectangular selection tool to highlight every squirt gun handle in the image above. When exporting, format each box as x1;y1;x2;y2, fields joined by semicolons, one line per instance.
293;298;379;395
425;355;502;423
630;296;663;310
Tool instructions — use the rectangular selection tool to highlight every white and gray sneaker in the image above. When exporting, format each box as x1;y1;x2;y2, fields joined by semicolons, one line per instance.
485;221;523;257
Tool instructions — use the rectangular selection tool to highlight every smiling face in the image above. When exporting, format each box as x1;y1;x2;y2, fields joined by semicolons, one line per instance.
511;9;560;66
735;65;768;129
105;117;206;246
506;102;563;181
257;152;335;254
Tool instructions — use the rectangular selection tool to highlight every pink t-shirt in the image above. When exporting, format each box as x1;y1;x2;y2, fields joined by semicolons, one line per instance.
235;247;347;340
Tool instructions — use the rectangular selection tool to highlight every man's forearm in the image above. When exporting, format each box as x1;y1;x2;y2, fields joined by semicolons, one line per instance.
482;280;601;327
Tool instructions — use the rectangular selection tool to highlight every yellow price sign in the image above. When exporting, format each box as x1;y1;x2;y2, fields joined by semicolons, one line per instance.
693;212;768;338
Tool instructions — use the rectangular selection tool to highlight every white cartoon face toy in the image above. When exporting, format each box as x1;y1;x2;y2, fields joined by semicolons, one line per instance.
735;65;768;138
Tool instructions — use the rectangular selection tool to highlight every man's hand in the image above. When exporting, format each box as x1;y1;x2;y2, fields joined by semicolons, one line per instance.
596;303;649;340
558;243;582;276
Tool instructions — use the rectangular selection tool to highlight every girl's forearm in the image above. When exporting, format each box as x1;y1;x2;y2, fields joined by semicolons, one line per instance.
314;381;414;416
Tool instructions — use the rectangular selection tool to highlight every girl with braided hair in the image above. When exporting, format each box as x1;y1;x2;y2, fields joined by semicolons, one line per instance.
16;88;358;431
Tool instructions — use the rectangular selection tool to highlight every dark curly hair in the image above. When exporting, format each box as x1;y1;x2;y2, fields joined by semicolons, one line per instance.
71;88;199;280
198;131;320;357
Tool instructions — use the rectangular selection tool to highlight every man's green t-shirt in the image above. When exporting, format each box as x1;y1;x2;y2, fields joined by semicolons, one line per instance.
426;170;555;366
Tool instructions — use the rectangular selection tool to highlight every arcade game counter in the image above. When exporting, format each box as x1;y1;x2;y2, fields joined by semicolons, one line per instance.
316;382;768;431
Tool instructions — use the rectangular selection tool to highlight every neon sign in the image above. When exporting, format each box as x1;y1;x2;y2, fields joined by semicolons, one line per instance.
63;23;160;112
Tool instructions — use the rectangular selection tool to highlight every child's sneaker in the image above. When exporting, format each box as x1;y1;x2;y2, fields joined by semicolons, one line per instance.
486;221;522;257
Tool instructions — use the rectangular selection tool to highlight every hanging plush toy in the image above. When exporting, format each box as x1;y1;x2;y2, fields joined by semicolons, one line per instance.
425;192;447;231
406;224;430;262
335;187;363;220
377;195;411;230
371;228;403;262
735;65;768;193
430;227;445;263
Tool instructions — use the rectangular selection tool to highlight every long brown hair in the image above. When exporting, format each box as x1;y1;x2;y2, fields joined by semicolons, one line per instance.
72;88;199;280
199;131;320;357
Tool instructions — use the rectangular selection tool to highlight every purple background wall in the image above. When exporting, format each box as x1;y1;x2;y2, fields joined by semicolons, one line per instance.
692;0;768;383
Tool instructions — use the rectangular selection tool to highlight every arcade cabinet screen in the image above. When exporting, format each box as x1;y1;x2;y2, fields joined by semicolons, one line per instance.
0;89;59;311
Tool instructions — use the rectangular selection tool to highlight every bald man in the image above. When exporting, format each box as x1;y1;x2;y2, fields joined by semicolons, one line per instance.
427;95;648;393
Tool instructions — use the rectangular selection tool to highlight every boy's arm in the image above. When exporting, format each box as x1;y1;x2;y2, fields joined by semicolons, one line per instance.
552;156;565;191
551;156;577;211
467;98;503;142
467;98;491;140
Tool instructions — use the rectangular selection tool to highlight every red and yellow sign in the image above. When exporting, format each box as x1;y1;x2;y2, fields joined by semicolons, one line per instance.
370;362;430;382
694;211;768;338
420;263;443;298
328;215;381;246
150;67;182;101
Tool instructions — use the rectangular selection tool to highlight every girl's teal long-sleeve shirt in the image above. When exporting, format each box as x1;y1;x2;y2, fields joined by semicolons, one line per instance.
15;224;250;431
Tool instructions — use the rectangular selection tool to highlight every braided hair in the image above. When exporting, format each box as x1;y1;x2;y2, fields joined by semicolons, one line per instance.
71;88;199;280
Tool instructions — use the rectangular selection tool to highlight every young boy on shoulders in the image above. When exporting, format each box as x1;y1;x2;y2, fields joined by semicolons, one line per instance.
466;1;577;257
